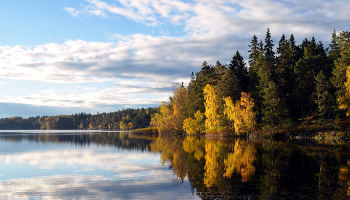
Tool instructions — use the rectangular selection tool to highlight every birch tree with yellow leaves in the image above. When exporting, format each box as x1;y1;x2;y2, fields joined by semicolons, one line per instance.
224;92;256;134
203;84;220;129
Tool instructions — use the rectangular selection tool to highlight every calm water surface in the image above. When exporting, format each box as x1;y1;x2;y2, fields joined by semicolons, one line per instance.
0;130;350;199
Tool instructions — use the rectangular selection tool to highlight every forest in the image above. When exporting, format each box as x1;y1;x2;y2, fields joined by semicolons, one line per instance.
0;107;157;130
150;29;350;136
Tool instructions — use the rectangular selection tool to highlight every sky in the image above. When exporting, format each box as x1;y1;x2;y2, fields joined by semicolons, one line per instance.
0;0;349;117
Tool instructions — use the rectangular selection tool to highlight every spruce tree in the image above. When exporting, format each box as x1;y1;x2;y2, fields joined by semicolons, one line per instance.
263;28;276;80
294;37;330;118
216;69;240;126
276;34;295;120
331;31;350;109
187;61;214;116
248;35;259;67
262;81;289;127
264;28;275;65
229;50;249;91
314;71;335;118
329;29;340;62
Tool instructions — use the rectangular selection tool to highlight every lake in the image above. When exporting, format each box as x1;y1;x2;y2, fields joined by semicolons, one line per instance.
0;130;349;199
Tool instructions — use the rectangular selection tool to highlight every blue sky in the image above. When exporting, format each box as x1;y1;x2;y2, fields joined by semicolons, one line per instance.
0;0;349;117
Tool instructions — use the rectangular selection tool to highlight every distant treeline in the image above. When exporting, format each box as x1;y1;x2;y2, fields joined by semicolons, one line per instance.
0;108;157;130
150;29;350;135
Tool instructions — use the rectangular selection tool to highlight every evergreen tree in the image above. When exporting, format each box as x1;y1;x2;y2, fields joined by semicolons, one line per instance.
215;68;240;126
276;34;296;120
288;34;302;65
264;28;275;65
187;61;214;116
314;71;335;118
248;35;259;67
229;50;249;91
331;31;350;112
294;37;329;118
262;81;289;126
328;29;340;62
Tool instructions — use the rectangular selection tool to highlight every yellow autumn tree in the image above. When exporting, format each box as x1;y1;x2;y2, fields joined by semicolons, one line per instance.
182;137;205;161
224;92;256;134
171;85;188;130
338;66;350;116
183;110;205;134
119;121;128;130
150;86;189;135
223;140;256;182
150;102;177;135
240;92;256;132
204;141;220;187
203;84;220;130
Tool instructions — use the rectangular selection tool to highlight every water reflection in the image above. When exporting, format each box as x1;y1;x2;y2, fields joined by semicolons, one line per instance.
1;131;350;199
150;136;350;200
0;131;199;200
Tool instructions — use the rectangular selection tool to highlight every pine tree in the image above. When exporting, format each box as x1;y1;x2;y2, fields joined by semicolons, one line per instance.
248;35;259;67
215;68;240;126
314;71;335;118
331;31;350;111
264;28;276;80
229;50;249;91
262;81;289;126
338;66;350;116
264;28;275;65
294;36;330;118
187;61;214;116
329;29;340;62
276;34;297;120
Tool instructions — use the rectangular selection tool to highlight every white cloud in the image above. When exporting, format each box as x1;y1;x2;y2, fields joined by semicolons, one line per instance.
2;0;349;112
64;7;81;17
0;175;197;200
0;148;198;199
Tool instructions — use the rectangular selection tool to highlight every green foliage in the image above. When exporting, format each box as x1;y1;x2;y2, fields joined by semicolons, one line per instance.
0;108;157;130
314;71;335;118
262;81;290;127
229;50;249;91
331;31;350;113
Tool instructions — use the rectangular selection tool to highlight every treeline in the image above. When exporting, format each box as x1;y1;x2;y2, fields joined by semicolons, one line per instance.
0;108;157;130
150;29;350;135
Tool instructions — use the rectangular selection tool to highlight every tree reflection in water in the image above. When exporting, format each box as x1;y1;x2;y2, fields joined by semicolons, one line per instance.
149;136;350;200
2;132;350;199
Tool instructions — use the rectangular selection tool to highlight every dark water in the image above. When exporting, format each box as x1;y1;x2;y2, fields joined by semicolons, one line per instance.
0;131;350;199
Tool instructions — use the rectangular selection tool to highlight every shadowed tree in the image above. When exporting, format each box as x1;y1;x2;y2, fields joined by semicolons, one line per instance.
229;50;249;91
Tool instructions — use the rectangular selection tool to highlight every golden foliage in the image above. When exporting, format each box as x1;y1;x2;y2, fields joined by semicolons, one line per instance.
151;137;187;180
203;84;220;129
223;140;256;182
182;137;205;161
150;86;189;135
183;110;205;134
338;66;350;116
119;121;128;130
224;92;256;134
150;102;177;135
204;141;220;187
